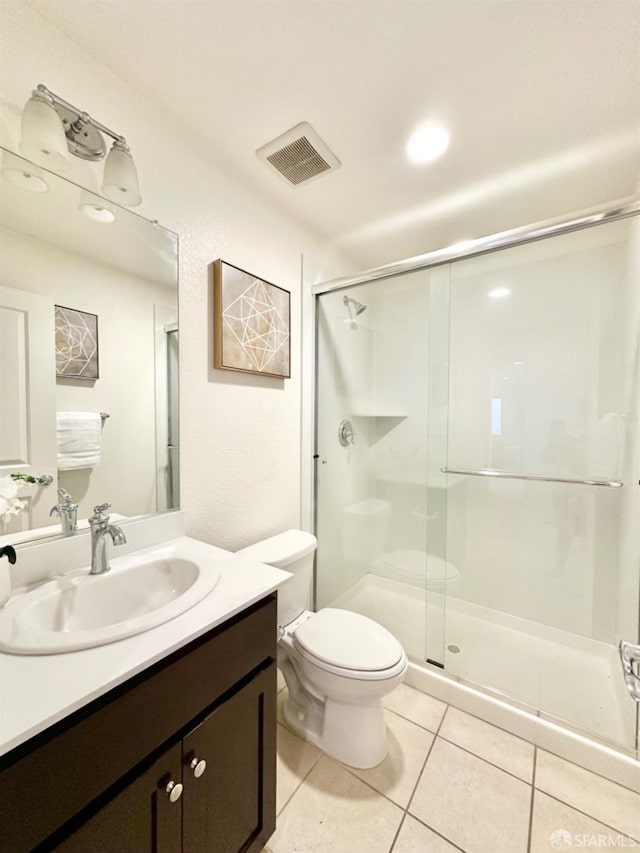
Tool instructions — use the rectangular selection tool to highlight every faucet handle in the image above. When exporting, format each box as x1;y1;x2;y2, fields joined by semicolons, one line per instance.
90;502;111;524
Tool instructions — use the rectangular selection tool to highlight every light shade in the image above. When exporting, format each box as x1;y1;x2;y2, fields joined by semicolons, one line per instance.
1;150;48;193
102;141;141;206
20;94;71;172
79;189;116;223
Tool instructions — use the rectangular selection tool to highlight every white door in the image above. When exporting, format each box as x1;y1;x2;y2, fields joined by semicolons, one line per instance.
0;285;57;532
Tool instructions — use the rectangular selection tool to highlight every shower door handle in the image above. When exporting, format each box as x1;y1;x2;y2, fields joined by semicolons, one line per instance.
619;641;640;702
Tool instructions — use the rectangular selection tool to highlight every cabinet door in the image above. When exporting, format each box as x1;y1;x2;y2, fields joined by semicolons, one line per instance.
182;663;276;853
52;742;183;853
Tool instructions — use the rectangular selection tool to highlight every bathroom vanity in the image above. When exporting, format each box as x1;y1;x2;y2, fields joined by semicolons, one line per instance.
0;596;276;852
0;524;289;853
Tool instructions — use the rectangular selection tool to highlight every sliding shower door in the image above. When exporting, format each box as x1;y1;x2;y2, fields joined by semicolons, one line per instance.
433;217;639;750
314;210;639;752
315;271;439;660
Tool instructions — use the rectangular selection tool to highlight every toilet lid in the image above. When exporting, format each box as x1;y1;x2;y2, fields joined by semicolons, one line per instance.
293;608;403;671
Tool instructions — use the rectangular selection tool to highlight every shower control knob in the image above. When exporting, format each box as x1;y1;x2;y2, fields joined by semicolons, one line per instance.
338;419;355;447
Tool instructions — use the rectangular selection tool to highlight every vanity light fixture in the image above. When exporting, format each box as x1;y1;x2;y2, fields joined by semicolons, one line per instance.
19;84;141;206
406;124;450;164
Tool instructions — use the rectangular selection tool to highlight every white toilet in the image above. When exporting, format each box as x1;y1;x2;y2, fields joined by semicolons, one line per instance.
237;529;407;769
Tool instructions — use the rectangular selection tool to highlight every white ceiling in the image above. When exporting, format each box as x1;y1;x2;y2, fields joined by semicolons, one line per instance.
28;0;640;268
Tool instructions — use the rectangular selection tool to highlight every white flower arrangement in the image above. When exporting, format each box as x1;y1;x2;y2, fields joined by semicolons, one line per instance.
0;476;27;529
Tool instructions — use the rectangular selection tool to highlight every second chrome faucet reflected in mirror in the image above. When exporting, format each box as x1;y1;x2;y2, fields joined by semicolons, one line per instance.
50;488;79;535
88;502;127;575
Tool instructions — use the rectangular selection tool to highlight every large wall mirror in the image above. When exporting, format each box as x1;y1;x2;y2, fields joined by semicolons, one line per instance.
0;147;179;546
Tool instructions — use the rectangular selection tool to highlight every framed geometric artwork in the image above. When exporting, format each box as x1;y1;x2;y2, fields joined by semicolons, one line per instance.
213;259;290;378
55;305;99;380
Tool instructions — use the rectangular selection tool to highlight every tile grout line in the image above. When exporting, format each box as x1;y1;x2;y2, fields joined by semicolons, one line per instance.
404;703;532;853
405;812;467;852
383;704;445;737
354;701;453;851
535;750;640;796
393;702;470;853
442;701;539;747
274;723;322;819
275;758;320;819
383;690;448;734
435;731;534;786
435;696;640;795
526;745;537;853
387;812;407;853
534;788;640;842
336;704;449;812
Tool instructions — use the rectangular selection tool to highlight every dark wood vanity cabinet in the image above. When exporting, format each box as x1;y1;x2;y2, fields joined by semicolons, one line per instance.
0;595;277;853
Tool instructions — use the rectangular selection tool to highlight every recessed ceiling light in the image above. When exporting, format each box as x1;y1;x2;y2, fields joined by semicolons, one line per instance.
488;287;510;299
406;125;449;164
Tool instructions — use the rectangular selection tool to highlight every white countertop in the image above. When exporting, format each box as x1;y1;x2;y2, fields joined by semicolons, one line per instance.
0;536;290;758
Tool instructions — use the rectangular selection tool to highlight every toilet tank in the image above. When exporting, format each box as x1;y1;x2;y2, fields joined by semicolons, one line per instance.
236;529;317;627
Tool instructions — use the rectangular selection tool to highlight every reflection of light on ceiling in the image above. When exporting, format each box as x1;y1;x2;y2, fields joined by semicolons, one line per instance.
336;128;639;250
513;360;524;365
447;239;477;253
80;200;116;224
489;287;510;298
406;125;449;164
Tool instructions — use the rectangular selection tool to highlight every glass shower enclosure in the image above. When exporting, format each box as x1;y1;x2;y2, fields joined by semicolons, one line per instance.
314;208;640;753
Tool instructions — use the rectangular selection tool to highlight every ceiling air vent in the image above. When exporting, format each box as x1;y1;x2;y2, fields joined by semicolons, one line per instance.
256;122;341;188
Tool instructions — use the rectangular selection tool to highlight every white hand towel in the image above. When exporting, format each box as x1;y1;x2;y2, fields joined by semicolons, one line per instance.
57;412;102;470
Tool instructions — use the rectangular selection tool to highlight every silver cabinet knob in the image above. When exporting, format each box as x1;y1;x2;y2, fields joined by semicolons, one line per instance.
165;780;183;803
190;757;207;778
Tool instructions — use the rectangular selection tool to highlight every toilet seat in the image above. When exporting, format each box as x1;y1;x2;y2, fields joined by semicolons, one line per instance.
291;608;405;679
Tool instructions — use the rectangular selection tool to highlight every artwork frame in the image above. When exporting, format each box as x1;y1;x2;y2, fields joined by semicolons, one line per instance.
213;259;291;379
55;305;100;380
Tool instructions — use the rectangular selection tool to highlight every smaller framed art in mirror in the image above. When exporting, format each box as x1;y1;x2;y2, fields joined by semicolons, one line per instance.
55;305;100;380
213;259;290;378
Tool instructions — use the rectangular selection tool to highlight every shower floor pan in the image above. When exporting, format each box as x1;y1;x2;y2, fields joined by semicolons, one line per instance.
331;572;635;752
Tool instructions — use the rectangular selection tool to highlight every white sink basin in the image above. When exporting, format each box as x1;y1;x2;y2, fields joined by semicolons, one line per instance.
0;543;222;654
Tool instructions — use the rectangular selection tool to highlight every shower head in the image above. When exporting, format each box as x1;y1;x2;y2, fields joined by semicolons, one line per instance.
343;295;367;316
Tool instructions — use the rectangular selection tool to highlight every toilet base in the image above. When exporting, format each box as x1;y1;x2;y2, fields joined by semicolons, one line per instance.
282;689;389;769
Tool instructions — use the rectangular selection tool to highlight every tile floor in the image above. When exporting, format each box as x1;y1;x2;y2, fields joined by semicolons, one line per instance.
266;681;640;853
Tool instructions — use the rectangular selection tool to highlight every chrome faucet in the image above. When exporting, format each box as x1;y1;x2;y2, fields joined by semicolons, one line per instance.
50;488;79;534
88;502;126;575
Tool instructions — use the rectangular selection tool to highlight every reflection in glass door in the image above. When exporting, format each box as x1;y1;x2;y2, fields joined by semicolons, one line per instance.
315;271;438;661
432;217;639;749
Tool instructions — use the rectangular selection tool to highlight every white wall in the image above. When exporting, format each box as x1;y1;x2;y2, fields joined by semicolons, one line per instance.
0;4;347;550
